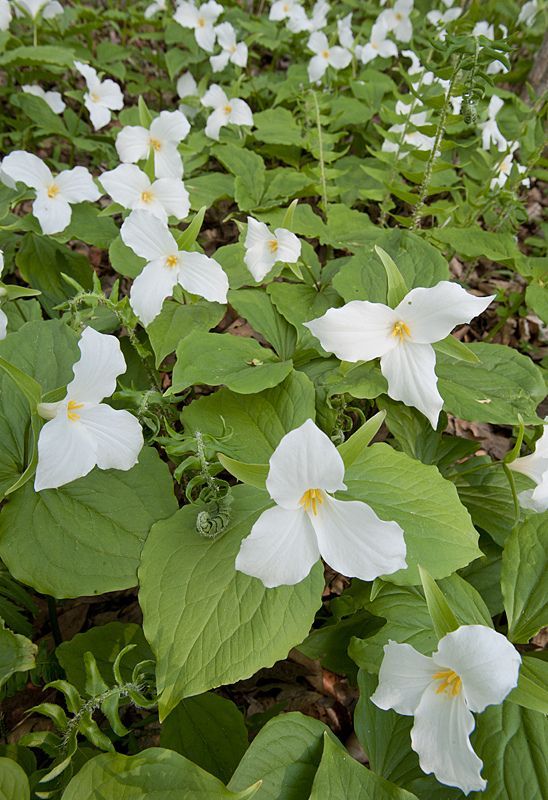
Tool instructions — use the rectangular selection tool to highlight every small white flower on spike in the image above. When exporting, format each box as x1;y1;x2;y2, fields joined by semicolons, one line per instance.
307;31;351;83
13;0;63;19
22;84;66;114
269;0;301;22
244;217;301;282
144;0;166;18
99;164;190;223
356;21;397;65
116;110;190;180
235;419;407;587
74;61;124;131
479;96;507;152
174;0;223;52
305;281;495;429
378;0;413;42
287;0;329;34
509;418;548;512
371;626;521;794
210;22;248;72
1;151;100;235
0;249;7;340
201;85;253;140
34;327;144;491
0;0;12;31
121;210;229;326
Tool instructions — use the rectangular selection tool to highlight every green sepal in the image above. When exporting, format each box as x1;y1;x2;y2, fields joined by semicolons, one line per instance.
434;335;480;364
337;411;386;469
217;453;268;490
374;245;409;307
138;96;153;128
419;565;460;640
281;198;299;231
175;206;207;251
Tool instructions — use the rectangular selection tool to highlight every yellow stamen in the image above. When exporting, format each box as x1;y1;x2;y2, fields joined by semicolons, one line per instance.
224;104;233;114
67;400;84;421
47;183;60;199
433;669;462;697
299;488;324;516
268;239;278;253
90;91;101;103
165;255;178;268
197;16;205;27
392;320;411;341
322;49;330;59
395;12;403;20
140;190;154;204
150;137;162;151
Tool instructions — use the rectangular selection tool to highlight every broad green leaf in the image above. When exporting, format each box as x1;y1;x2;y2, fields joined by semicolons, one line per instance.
139;485;324;719
434;335;480;363
160;693;248;784
508;656;548;715
253;108;303;147
374;246;409;307
267;282;343;353
0;620;36;689
229;288;297;360
11;93;69;137
429;227;522;264
108;235;146;278
217;454;268;490
213;144;265;211
501;512;548;643
337;411;386;468
147;299;226;367
187;173;235;210
0;356;41;406
0;45;77;67
321;205;378;251
58;203;119;249
0;758;30;800
419;566;459;640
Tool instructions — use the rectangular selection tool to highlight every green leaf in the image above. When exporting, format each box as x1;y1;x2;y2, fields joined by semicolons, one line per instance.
11;93;69;137
60;203;119;249
434;335;480;364
160;693;249;784
147;299;226;367
229;288;297;360
337;411;386;469
253;108;303;147
267;282;343;354
0;620;37;689
0;45;77;67
374;246;409;307
187;173;235;210
108;235;147;278
501;512;548;643
213;144;265;211
175;206;206;250
508;656;548;715
0;448;177;598
138;96;153;127
0;758;30;800
429;227;522;264
217;454;268;490
139;485;324;719
0;356;41;406
419;566;459;640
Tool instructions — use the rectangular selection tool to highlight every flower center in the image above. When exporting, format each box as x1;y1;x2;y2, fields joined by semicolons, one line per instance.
229;44;236;53
433;669;462;697
140;190;154;204
47;183;60;199
224;104;233;114
267;239;278;253
283;3;289;10
395;12;403;21
299;488;324;516
197;16;205;27
67;400;84;421
150;137;162;151
90;91;101;103
322;49;330;59
165;255;178;268
392;320;411;341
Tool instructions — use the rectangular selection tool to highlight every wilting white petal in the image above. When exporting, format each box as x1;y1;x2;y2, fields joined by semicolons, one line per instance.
78;404;143;471
371;642;435;715
380;342;443;429
130;258;180;325
33;190;72;234
150;109;190;144
205;107;228;140
55;166;100;203
1;150;52;190
34;412;96;491
116;125;150;164
304;301;398;361
121;210;177;260
100;164;150;208
235;505;320;587
154;142;184;180
67;327;127;405
178;251;229;303
228;99;253;127
275;228;301;262
152;178;190;220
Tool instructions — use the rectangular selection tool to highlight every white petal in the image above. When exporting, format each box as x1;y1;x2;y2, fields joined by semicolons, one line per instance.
312;495;407;580
130;258;179;326
55;166;100;203
328;46;351;70
205;107;228;140
152;178;190;220
201;1;223;23
34;413;96;491
308;54;328;82
120;209;177;260
266;418;346;509
371;641;435;715
304;301;398;362
150;109;190;144
215;20;236;49
396;283;495;344
33;191;72;235
411;684;486;794
74;60;99;89
0;308;7;340
99;164;150;208
43;90;66;114
42;1;63;19
228;99;253;128
308;31;328;53
519;481;548;513
380;342;443;429
178;251;229;303
95;80;124;111
86;99;112;131
195;22;216;52
210;51;230;72
232;42;248;67
116;125;150;164
244;244;276;282
176;72;198;99
378;39;398;57
1;150;52;190
508;423;548;484
67;327;127;405
78;404;143;471
154;142;184;180
173;1;198;27
274;228;301;263
433;626;521;713
235;505;320;588
201;84;228;109
245;217;271;247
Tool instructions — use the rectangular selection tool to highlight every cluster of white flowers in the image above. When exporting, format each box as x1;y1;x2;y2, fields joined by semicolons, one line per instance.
174;1;248;73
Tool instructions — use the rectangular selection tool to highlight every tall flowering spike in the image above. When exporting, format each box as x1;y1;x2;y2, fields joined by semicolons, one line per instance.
305;281;495;429
371;626;521;794
201;85;253;141
173;0;223;52
244;217;301;282
120;210;228;326
22;84;66;114
34;328;144;491
99;164;190;223
210;22;248;72
509;419;548;512
74;61;124;131
115;110;190;180
1;151;100;235
235;419;407;587
307;31;351;82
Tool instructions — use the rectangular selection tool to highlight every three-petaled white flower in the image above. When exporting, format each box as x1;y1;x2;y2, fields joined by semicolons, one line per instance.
201;85;253;140
13;0;63;20
371;625;521;794
377;0;413;42
287;0;329;34
355;21;397;65
22;84;65;114
235;419;407;587
99;164;190;223
174;0;223;52
34;327;144;491
479;96;507;152
74;61;124;131
305;281;494;429
1;151;100;235
120;210;229;325
269;0;301;22
509;418;548;512
116;110;190;180
244;217;301;282
307;31;351;83
210;22;248;72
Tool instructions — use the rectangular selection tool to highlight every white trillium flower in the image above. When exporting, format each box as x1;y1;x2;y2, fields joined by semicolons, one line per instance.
307;31;351;83
120;210;229;326
235;419;407;587
0;249;7;340
287;0;329;34
371;626;521;794
22;84;66;114
1;150;100;235
144;0;166;18
210;22;248;72
518;0;538;26
509;418;548;512
99;164;190;223
479;96;507;152
305;281;494;429
173;0;223;52
14;0;63;19
34;327;144;491
116;110;190;180
201;84;253;140
356;21;397;65
377;0;413;42
74;61;124;131
0;0;12;30
269;0;301;22
337;13;354;50
244;217;301;282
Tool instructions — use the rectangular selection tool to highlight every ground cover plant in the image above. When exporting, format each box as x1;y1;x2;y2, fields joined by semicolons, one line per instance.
0;0;546;797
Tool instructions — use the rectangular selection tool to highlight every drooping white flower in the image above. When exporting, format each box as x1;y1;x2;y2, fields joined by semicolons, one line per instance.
0;250;7;340
34;327;144;491
269;0;301;22
371;626;521;794
235;419;407;587
13;0;63;19
201;84;253;140
0;0;12;30
244;217;301;282
509;418;548;512
287;0;329;34
518;0;538;26
144;0;166;18
116;110;190;180
356;21;397;65
1;151;100;235
210;22;248;72
490;141;528;191
307;31;351;83
120;210;229;325
74;61;124;131
377;0;413;42
99;164;190;223
22;84;66;114
479;96;507;152
173;0;223;52
305;281;494;428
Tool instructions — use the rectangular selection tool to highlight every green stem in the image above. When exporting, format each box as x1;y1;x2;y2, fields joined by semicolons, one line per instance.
310;90;329;217
502;463;521;524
